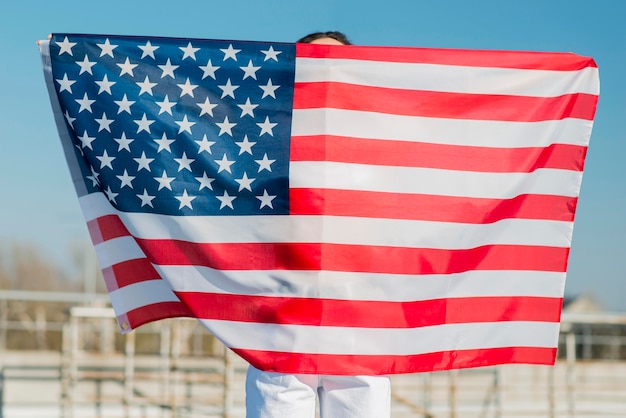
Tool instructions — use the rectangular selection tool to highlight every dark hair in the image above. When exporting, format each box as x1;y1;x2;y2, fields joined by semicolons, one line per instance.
297;31;351;45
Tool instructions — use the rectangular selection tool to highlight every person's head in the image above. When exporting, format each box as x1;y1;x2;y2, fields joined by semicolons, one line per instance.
297;31;351;45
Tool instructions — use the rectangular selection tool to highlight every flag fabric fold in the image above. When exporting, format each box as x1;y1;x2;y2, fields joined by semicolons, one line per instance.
40;33;598;375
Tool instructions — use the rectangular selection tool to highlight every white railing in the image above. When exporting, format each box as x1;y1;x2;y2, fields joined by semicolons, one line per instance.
1;304;626;417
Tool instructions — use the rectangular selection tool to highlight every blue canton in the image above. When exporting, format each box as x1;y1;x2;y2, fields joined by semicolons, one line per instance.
49;34;295;216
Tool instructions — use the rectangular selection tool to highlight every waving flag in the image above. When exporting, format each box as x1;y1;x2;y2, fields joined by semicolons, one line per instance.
40;33;598;375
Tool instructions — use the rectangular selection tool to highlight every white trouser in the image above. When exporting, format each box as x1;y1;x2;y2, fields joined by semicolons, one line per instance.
245;365;391;418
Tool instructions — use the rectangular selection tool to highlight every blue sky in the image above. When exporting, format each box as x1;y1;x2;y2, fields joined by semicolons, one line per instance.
1;0;624;310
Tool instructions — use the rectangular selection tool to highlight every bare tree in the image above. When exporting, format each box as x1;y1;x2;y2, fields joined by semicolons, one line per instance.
0;241;79;349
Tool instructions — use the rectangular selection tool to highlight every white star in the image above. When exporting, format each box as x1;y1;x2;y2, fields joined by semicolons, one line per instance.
195;172;215;190
195;134;216;154
136;75;157;96
77;130;96;150
64;111;76;128
235;135;256;155
180;42;200;60
154;133;175;152
97;38;117;57
86;166;100;186
137;189;155;207
75;93;95;113
114;132;134;152
257;116;277;137
156;95;176;115
138;40;159;59
155;171;175;190
96;150;115;170
174;152;194;172
237;98;258;118
176;189;196;210
260;79;280;99
116;169;135;188
216;190;236;209
95;112;114;132
255;153;276;172
220;44;241;61
117;58;138;76
177;78;198;98
197;97;218;117
240;60;260;80
76;55;96;75
56;73;76;93
175;115;196;134
104;186;118;203
114;94;135;114
218;79;239;99
199;59;220;79
261;46;282;62
214;154;235;173
256;189;276;209
134;151;154;171
95;74;116;94
158;58;178;78
57;36;77;56
235;172;256;192
134;113;155;133
216;116;236;136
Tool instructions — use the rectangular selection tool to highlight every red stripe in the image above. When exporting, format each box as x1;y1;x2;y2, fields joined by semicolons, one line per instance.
290;135;587;172
125;301;194;330
88;214;130;244
293;82;598;121
175;293;562;327
233;346;557;375
289;189;576;223
135;239;569;274
86;218;103;244
104;258;162;289
296;43;597;71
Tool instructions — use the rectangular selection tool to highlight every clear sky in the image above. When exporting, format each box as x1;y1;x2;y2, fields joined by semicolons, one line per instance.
1;0;624;310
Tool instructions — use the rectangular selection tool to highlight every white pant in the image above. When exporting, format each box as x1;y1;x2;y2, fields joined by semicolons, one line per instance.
245;365;391;418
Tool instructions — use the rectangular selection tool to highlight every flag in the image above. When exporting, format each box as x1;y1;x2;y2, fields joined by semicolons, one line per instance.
40;33;599;375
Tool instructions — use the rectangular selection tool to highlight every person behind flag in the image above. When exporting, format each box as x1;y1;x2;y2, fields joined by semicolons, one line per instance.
296;30;352;46
244;31;392;418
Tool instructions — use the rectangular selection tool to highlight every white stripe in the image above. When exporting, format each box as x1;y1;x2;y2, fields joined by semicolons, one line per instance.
201;320;560;355
128;215;573;247
291;162;583;198
81;193;121;220
109;280;180;314
296;58;599;96
94;236;144;269
291;108;594;148
159;267;566;301
81;194;573;248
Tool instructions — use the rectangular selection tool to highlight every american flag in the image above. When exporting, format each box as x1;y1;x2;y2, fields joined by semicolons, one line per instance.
40;33;598;375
